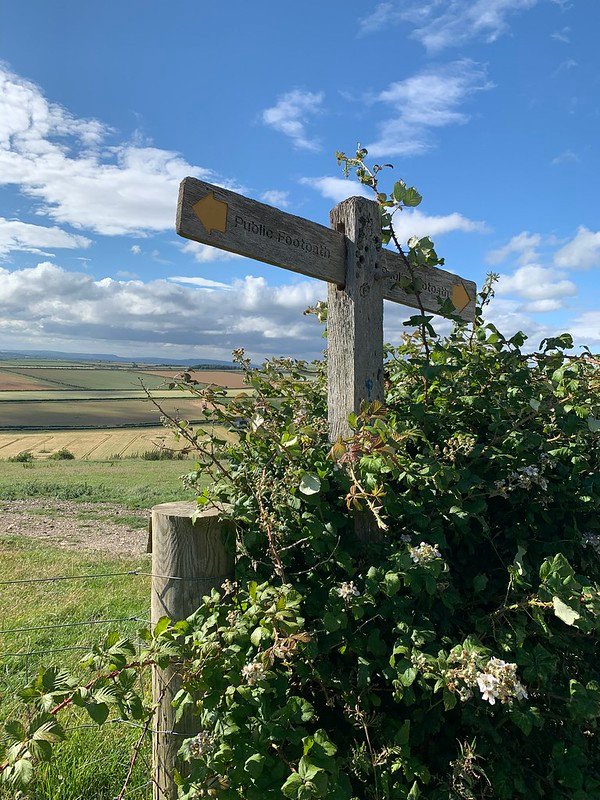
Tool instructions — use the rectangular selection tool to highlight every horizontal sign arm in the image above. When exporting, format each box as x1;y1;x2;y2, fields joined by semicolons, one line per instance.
177;177;476;322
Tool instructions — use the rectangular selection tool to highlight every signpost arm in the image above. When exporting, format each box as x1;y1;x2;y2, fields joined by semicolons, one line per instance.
328;196;385;440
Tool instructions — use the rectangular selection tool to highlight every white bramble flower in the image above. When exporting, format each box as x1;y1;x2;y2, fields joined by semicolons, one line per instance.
336;581;360;600
408;542;442;565
477;673;500;705
445;651;528;706
221;579;236;595
187;731;216;759
241;661;267;685
226;610;237;626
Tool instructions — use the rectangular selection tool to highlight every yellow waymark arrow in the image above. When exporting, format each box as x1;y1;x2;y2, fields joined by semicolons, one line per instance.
451;282;472;313
192;193;228;235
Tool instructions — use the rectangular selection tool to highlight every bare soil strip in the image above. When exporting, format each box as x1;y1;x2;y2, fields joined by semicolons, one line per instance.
0;499;148;556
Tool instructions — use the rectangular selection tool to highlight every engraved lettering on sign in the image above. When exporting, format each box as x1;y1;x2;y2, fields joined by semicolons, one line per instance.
234;214;331;259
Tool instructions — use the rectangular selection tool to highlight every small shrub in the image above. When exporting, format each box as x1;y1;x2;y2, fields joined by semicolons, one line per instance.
48;448;75;460
140;448;185;461
7;450;34;463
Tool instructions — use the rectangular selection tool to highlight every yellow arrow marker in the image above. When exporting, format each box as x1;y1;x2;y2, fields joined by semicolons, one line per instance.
451;283;472;313
192;192;228;235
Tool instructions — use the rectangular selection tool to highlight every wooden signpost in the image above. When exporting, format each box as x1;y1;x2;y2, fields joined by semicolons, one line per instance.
176;176;476;439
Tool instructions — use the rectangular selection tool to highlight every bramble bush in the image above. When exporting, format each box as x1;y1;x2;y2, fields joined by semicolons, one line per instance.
1;151;599;799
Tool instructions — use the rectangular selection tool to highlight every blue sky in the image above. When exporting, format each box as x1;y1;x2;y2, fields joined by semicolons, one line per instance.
0;0;597;360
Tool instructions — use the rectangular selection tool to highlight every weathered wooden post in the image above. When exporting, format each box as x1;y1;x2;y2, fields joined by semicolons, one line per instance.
327;196;384;441
150;502;234;800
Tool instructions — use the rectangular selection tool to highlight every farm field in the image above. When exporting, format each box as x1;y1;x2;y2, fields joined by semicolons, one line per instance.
0;423;231;460
0;365;246;391
0;396;218;429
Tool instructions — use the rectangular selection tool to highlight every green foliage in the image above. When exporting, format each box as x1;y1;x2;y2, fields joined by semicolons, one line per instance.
7;450;34;463
141;448;186;461
48;447;75;460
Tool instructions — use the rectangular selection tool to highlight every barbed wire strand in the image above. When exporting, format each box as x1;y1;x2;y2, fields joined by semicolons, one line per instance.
0;570;225;586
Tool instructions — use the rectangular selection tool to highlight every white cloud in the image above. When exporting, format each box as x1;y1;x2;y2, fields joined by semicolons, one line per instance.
554;226;600;270
358;0;540;51
486;231;542;266
262;90;324;151
0;261;329;361
366;61;493;157
299;176;371;203
0;64;238;236
169;275;232;290
496;264;577;304
180;240;243;263
570;312;600;343
130;245;142;255
392;210;488;240
302;178;487;239
0;217;91;257
260;190;290;208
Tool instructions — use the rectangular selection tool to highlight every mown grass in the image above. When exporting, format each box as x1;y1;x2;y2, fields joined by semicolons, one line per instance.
0;536;153;799
0;458;201;509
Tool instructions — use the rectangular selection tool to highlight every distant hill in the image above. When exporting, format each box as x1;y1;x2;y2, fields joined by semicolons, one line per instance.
0;349;238;368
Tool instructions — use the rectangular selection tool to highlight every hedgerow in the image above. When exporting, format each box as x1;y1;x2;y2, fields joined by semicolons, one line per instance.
2;152;598;799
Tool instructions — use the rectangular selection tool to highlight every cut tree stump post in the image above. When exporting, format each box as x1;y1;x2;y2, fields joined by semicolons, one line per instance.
150;502;234;800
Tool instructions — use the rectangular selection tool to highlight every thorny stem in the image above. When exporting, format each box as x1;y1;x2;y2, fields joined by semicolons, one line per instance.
115;679;172;800
257;467;287;583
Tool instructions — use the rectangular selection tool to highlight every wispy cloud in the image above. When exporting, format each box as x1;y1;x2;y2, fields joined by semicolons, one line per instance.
0;217;91;258
179;240;243;264
551;148;580;165
358;0;540;51
299;176;371;203
0;64;239;237
366;61;493;157
260;189;290;208
168;275;232;290
487;232;542;266
262;90;324;151
551;26;571;42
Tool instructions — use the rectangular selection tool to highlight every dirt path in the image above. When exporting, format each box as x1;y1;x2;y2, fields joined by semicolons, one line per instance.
0;498;149;556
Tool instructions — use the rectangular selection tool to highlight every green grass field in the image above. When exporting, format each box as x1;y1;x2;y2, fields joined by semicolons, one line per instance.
0;457;199;508
0;537;153;800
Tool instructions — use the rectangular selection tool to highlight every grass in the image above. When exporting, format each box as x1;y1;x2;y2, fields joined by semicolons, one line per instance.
0;536;153;799
0;458;200;508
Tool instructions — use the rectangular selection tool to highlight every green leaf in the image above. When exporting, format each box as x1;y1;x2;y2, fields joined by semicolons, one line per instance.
403;187;423;207
282;772;303;798
153;616;171;637
299;472;321;495
250;627;263;647
244;753;265;778
85;701;109;725
552;596;580;627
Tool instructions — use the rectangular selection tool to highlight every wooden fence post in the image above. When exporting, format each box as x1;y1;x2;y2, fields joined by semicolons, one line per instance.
150;501;234;800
